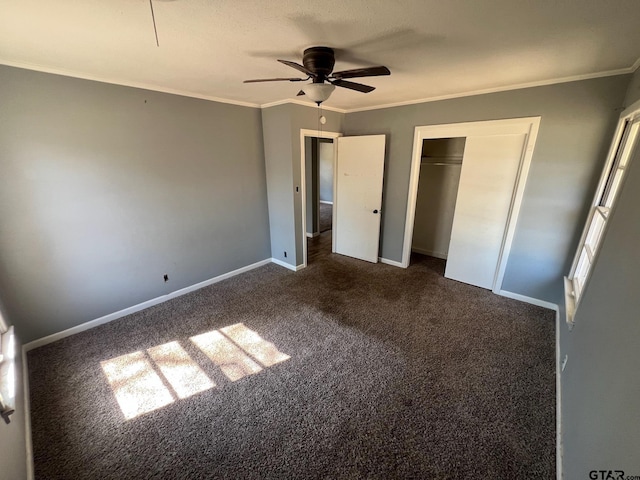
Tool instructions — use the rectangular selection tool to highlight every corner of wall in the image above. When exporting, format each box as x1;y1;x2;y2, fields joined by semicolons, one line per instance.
623;66;640;107
555;306;563;480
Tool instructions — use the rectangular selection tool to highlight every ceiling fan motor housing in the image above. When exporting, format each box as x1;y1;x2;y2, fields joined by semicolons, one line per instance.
303;47;335;82
243;46;388;96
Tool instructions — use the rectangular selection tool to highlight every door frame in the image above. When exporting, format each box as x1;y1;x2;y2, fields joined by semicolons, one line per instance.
300;129;342;268
402;117;541;293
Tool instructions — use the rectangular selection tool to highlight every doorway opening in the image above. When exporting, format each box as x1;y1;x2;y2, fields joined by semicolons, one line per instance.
305;136;335;264
410;137;466;275
299;131;386;268
300;129;341;268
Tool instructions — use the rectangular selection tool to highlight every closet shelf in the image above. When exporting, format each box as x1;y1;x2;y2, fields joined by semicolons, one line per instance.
421;156;463;165
421;162;463;166
421;155;463;166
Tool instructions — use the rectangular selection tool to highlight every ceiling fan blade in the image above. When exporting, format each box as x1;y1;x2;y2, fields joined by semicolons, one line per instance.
244;77;305;83
331;66;390;79
297;90;305;96
278;59;315;77
331;79;375;93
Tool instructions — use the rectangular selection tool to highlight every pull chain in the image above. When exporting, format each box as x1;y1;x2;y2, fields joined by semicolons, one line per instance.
149;0;159;46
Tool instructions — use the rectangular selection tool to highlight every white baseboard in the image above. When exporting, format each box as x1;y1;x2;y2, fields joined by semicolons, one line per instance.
496;290;558;310
379;257;405;268
319;200;333;205
411;247;448;259
23;258;272;351
270;258;304;271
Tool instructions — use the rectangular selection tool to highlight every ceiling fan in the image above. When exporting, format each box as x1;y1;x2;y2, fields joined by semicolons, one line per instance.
244;46;390;104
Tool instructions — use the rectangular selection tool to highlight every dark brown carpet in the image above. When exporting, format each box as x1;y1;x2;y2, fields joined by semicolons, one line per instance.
319;202;332;233
27;232;556;479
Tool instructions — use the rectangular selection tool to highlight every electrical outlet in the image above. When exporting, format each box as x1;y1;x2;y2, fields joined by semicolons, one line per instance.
164;274;169;282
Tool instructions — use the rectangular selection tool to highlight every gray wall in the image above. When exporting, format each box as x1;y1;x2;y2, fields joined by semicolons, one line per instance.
0;65;271;343
262;105;296;266
561;128;640;479
344;75;629;303
624;67;640;107
263;103;344;267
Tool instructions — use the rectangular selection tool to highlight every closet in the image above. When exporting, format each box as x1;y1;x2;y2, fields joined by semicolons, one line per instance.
407;121;535;291
412;138;466;260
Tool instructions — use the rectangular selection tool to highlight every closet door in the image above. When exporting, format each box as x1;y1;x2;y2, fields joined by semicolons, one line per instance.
444;134;526;289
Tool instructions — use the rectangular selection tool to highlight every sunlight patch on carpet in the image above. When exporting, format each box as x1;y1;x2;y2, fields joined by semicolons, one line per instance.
102;324;290;419
220;323;290;367
101;351;174;420
147;341;215;399
190;329;263;381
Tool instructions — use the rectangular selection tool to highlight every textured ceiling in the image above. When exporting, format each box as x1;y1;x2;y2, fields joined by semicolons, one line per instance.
1;0;640;111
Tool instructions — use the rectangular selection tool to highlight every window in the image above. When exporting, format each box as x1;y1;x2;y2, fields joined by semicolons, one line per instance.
0;326;16;423
0;308;9;364
565;108;640;324
0;305;17;423
0;309;7;336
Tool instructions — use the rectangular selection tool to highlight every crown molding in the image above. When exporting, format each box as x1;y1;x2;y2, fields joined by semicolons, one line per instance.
345;67;636;113
260;98;347;113
0;58;261;109
2;58;637;114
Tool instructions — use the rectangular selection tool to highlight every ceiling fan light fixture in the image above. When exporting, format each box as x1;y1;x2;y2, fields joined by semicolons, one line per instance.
302;83;335;104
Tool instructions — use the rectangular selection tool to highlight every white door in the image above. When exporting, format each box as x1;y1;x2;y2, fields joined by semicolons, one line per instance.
334;135;386;263
445;133;527;289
